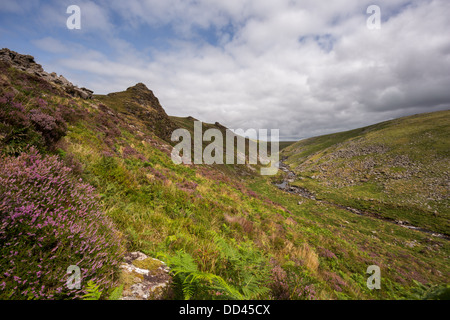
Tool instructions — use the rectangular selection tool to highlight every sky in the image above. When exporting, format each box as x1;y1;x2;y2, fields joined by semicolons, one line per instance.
1;0;449;140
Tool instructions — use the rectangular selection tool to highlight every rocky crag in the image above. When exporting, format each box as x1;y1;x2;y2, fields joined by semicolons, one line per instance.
96;82;177;142
0;48;93;99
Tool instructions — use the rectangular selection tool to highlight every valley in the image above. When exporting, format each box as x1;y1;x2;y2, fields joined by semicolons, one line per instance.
274;158;450;241
0;48;448;301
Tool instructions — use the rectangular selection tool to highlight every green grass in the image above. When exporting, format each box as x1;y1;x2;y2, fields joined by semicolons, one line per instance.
279;141;297;150
282;110;450;235
246;175;449;299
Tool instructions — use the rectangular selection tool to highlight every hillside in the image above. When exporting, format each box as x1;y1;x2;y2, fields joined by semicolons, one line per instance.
282;111;450;235
169;115;264;176
0;49;449;301
94;83;176;142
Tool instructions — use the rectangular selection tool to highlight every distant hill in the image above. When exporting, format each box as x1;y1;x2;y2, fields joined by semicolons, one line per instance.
279;141;296;150
169;115;276;176
282;110;450;235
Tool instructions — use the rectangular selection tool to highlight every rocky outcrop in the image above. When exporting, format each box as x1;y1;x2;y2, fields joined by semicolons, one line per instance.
106;83;177;141
0;48;93;99
119;251;172;300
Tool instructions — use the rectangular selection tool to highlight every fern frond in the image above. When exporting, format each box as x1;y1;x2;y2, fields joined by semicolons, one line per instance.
82;280;102;300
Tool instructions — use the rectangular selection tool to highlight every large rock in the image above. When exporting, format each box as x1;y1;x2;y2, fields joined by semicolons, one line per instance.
0;48;93;99
119;251;172;300
0;48;44;75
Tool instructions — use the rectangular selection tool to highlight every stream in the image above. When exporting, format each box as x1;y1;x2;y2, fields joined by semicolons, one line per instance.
273;159;450;241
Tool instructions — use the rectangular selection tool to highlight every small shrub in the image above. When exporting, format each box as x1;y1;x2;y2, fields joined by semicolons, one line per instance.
29;98;67;147
318;247;337;259
0;92;43;154
122;145;137;158
57;102;86;124
0;148;125;299
268;261;317;300
0;92;67;152
29;108;66;146
62;152;84;176
0;92;30;128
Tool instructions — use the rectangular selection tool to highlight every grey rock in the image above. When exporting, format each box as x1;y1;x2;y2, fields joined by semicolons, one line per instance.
0;48;93;99
119;251;172;300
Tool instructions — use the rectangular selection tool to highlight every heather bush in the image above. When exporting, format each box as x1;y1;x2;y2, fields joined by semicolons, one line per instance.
57;101;86;124
0;92;43;155
0;148;124;299
29;107;66;147
29;98;67;147
0;92;67;153
122;145;137;158
268;261;317;300
0;92;30;128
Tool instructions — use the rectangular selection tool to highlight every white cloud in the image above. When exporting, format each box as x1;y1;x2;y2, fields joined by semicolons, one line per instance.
22;0;450;139
0;0;40;14
32;37;70;54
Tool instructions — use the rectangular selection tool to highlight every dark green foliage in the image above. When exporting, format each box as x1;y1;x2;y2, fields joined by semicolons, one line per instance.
159;237;271;300
161;252;258;300
410;281;450;300
214;237;271;299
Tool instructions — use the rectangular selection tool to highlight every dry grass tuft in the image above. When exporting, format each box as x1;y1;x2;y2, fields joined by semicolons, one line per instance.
224;214;254;233
280;242;319;272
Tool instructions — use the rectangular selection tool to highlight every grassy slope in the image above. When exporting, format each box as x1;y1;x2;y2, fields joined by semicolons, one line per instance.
247;175;450;299
169;115;265;177
1;62;449;299
279;141;297;150
282;111;450;235
58;95;450;299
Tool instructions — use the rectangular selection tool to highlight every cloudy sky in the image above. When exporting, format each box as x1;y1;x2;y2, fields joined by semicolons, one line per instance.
1;0;449;140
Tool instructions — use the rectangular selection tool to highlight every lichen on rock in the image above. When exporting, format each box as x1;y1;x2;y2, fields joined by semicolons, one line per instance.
119;251;172;300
